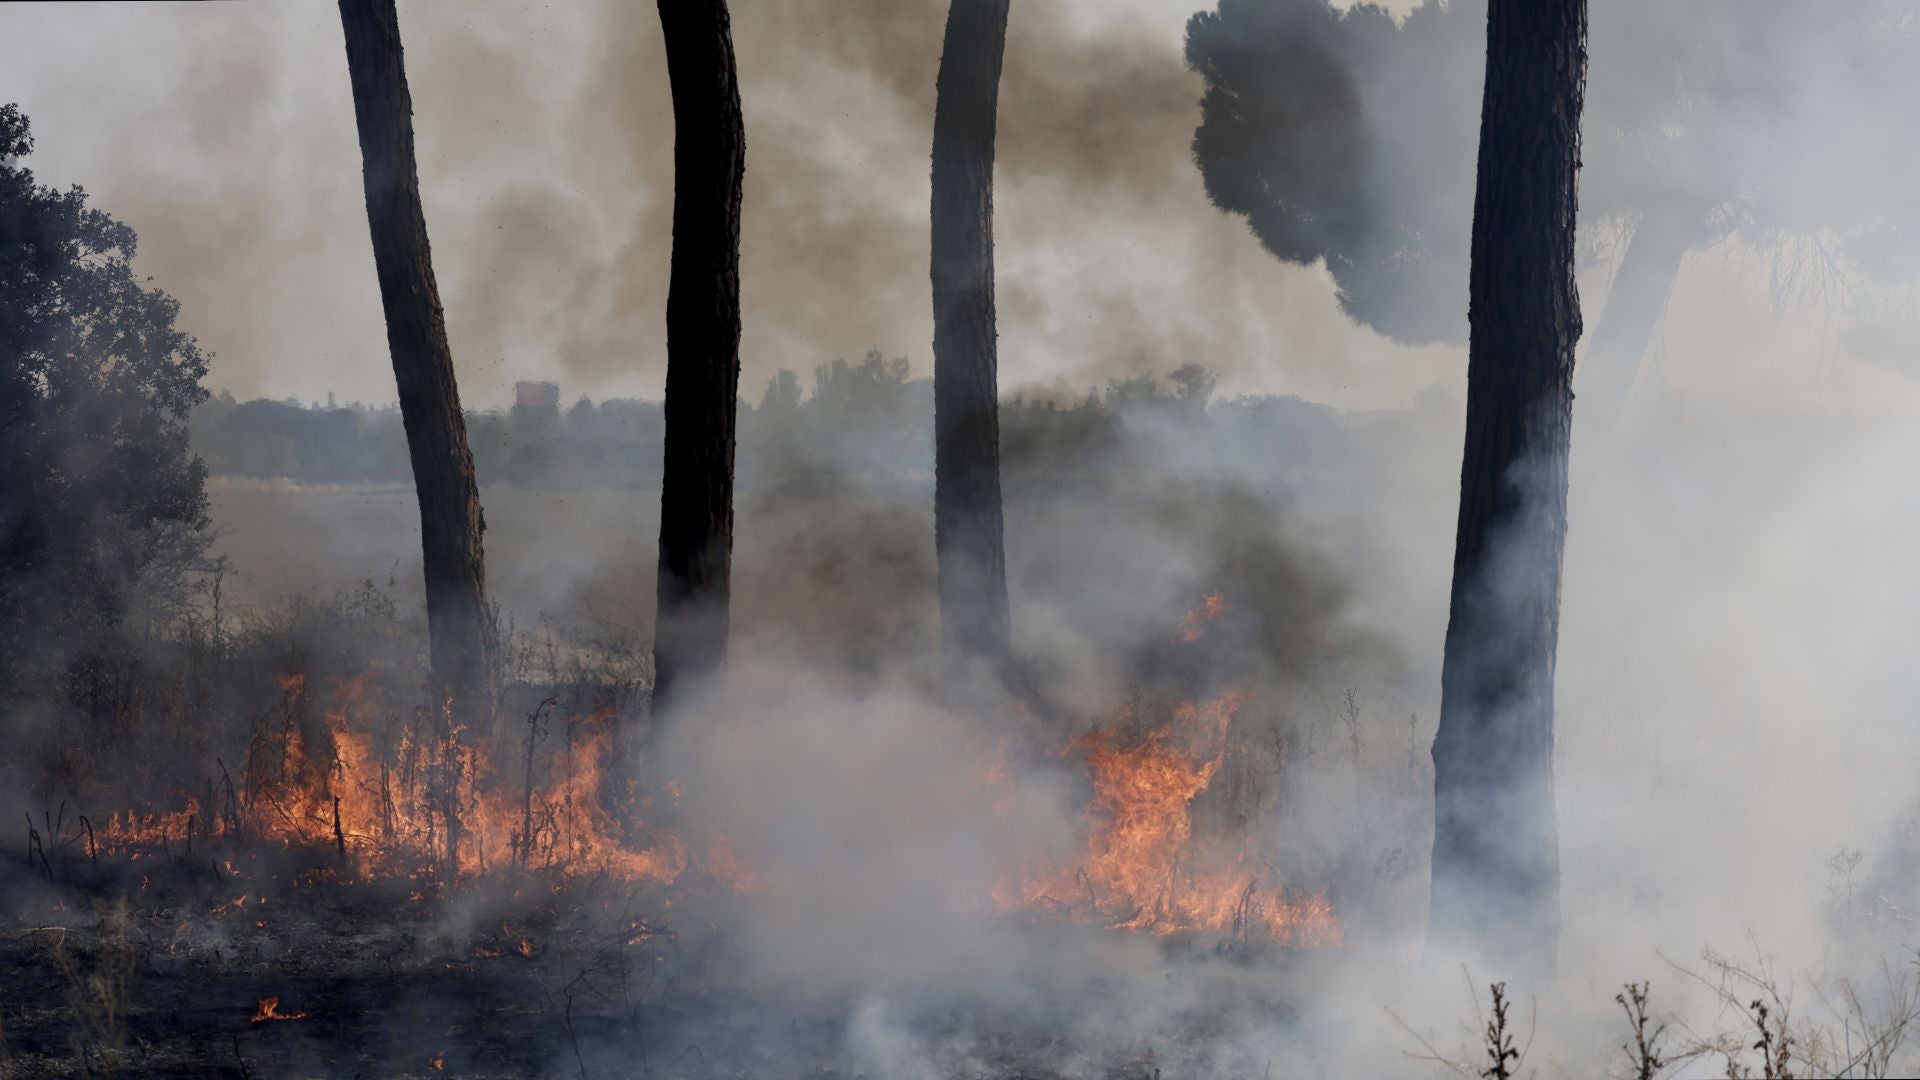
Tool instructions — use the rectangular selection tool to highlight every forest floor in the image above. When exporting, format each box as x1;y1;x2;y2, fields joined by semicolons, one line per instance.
0;857;1292;1079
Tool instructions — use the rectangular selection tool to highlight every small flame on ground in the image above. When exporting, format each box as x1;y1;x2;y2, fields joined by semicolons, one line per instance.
251;996;307;1023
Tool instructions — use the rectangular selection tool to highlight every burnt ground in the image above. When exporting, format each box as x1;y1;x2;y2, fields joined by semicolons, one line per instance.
0;852;1307;1079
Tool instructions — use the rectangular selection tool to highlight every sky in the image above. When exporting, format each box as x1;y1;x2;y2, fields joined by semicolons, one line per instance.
5;0;1456;412
8;0;1920;420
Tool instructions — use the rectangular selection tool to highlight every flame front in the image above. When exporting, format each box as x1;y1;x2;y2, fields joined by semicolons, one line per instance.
89;592;1338;948
1000;686;1340;945
95;682;691;888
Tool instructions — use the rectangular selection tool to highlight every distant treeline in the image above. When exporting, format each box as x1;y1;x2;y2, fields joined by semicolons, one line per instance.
192;352;1445;498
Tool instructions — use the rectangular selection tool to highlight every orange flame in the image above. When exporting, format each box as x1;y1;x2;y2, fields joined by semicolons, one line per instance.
91;592;1339;949
1173;592;1227;643
251;996;307;1023
95;680;695;888
998;688;1339;944
704;833;766;895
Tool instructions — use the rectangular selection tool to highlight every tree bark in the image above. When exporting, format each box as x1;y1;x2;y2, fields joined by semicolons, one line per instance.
1575;204;1708;431
1428;0;1588;979
339;0;494;730
931;0;1015;697
651;0;745;715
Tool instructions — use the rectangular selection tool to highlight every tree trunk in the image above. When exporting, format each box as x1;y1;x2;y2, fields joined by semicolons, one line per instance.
931;0;1015;697
651;0;745;715
339;0;494;730
1574;204;1707;431
1428;0;1588;979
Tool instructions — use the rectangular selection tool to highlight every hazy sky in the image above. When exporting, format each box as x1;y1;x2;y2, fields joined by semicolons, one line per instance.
5;0;1454;412
9;0;1919;418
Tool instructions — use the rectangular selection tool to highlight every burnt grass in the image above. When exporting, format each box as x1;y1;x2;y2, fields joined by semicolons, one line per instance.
0;844;1304;1079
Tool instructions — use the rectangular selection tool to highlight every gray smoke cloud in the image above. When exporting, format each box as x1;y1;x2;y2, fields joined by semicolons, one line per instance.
15;0;1920;1074
7;0;1446;412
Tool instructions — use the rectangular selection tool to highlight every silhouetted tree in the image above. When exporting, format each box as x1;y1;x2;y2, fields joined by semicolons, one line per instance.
339;0;495;726
1184;0;1479;347
651;0;745;713
1576;2;1920;424
1427;0;1587;977
931;0;1015;694
1188;1;1920;430
0;104;214;698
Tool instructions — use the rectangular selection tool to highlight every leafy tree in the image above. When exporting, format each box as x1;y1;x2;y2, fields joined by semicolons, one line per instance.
0;104;214;696
1185;0;1479;347
1186;1;1920;426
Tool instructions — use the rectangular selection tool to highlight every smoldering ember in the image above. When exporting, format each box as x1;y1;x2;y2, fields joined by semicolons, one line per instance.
9;3;1920;1079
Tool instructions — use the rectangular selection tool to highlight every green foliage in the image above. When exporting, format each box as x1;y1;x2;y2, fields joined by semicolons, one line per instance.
0;104;214;697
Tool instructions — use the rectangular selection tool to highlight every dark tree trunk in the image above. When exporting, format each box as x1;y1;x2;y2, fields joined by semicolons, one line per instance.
1574;204;1708;430
1428;0;1588;979
339;0;494;730
931;0;1014;696
651;0;745;715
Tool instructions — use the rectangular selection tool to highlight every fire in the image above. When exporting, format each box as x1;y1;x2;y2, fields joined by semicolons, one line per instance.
93;679;694;888
251;996;307;1023
1173;591;1227;643
80;590;1337;950
999;687;1339;945
703;833;765;894
993;594;1341;947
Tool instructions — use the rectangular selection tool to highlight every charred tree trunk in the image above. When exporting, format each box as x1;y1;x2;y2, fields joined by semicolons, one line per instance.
651;0;745;715
1574;204;1708;430
931;0;1015;697
1428;0;1588;978
339;0;494;733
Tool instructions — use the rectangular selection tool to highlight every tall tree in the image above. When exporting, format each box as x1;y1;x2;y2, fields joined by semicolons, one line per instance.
338;0;494;725
651;0;745;713
931;0;1015;694
1427;0;1588;976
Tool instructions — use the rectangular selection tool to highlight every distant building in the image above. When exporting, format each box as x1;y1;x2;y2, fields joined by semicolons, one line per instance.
514;381;559;409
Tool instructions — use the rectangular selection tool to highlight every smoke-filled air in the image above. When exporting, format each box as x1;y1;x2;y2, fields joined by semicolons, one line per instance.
6;0;1920;1076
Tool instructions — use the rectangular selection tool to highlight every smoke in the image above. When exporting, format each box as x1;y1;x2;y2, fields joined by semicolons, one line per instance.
8;0;1446;411
15;0;1920;1074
